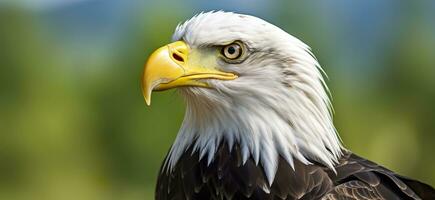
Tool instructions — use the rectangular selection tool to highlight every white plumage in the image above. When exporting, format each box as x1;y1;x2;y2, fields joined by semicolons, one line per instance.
164;11;343;185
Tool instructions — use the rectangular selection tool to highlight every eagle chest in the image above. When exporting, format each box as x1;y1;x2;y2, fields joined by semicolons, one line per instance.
155;143;334;200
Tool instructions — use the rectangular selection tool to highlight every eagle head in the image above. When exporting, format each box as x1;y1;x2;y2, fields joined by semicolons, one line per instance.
142;11;342;184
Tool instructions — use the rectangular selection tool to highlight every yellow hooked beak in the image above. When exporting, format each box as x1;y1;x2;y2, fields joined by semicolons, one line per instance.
141;41;238;105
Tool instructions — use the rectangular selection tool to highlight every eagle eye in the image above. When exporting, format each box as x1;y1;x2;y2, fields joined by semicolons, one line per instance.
221;42;243;60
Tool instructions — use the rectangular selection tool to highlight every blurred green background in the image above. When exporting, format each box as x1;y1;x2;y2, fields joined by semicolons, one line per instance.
0;0;434;199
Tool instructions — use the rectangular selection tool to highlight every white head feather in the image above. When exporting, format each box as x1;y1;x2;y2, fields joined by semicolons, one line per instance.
165;11;343;185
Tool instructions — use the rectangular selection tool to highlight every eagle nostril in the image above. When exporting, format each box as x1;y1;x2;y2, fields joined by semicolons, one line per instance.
172;53;184;63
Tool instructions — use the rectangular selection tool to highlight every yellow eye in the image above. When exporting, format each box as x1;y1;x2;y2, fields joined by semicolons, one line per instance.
222;43;242;59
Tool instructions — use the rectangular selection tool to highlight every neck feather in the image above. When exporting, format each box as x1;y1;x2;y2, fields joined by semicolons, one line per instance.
164;84;343;185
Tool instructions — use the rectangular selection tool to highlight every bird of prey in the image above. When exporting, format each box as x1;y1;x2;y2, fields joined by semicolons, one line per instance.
141;11;435;200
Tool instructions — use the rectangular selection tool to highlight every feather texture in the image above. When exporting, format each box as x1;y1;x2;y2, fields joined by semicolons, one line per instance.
166;11;342;184
152;11;435;200
156;141;434;199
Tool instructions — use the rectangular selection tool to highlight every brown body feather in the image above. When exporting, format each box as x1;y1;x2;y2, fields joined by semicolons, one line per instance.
156;141;435;200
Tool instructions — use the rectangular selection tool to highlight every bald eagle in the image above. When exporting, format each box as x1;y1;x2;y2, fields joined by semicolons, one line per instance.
141;11;435;200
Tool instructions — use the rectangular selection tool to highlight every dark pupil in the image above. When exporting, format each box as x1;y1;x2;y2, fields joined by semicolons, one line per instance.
227;46;236;54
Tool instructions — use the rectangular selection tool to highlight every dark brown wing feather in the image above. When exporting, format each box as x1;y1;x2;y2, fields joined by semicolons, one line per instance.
398;176;435;200
322;180;400;200
324;153;435;200
155;142;435;200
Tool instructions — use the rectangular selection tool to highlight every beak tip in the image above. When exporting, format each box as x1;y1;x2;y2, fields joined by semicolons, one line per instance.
143;91;152;106
141;78;153;106
141;84;152;106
